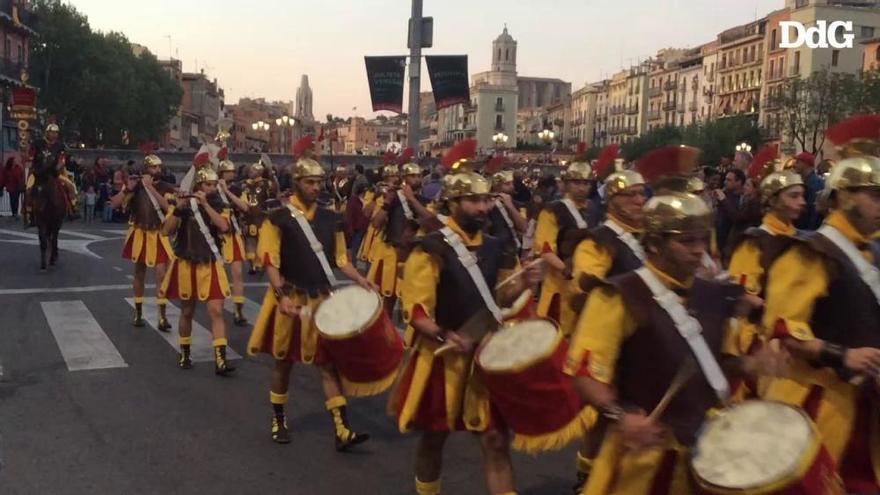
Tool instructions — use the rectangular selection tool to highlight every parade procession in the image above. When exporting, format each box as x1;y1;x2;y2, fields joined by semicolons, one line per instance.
8;0;880;494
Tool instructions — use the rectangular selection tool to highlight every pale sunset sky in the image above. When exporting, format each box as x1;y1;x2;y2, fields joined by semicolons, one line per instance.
72;0;781;118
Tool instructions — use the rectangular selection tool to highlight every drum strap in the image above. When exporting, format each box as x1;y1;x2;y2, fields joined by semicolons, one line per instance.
397;190;414;220
218;188;242;235
494;199;521;250
758;223;774;235
817;224;880;304
190;198;222;261
603;218;644;261
635;266;730;402
439;226;503;323
144;185;166;223
561;198;587;229
286;203;339;287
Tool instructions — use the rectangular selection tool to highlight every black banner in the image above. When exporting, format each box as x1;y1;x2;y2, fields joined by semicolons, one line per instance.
364;56;406;113
425;55;469;110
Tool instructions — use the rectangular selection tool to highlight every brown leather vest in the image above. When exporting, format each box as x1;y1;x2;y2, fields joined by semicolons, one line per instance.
551;199;603;260
130;181;175;230
172;196;226;263
268;205;342;297
802;232;880;349
612;273;742;446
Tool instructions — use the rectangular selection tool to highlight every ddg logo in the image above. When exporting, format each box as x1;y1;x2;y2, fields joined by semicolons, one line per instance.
779;21;855;49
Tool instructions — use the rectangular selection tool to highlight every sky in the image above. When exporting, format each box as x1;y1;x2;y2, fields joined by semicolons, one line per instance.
72;0;781;119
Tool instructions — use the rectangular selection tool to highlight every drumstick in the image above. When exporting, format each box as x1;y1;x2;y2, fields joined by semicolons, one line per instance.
494;259;544;290
649;359;697;420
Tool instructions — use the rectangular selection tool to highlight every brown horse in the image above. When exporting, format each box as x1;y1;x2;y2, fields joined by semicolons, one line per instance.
32;168;67;271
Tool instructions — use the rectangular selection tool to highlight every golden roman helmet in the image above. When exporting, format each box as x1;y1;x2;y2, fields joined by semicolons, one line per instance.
217;159;236;174
400;162;422;176
604;170;646;197
382;164;400;178
293;157;325;179
45;123;60;133
563;161;595;181
760;169;804;204
824;114;880;192
144;154;162;169
491;170;514;189
825;155;880;192
194;167;219;185
444;171;491;200
248;161;265;175
643;192;713;234
335;164;348;175
686;176;706;194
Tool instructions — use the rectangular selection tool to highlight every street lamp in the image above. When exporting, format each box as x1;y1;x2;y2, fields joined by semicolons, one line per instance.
735;142;752;153
251;120;270;152
492;132;509;150
538;129;555;164
275;115;294;154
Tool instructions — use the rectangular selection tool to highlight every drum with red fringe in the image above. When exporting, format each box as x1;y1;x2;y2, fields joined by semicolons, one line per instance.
475;318;594;453
692;400;844;495
315;285;405;397
500;288;537;322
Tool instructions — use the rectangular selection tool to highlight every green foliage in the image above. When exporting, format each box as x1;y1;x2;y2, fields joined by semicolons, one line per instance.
620;115;762;166
28;0;181;147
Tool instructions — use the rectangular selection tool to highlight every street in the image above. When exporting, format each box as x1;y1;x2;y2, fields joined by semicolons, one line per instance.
0;218;574;495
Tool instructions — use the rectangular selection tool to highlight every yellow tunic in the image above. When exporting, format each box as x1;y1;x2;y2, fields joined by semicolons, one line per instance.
572;214;641;284
533;204;579;336
761;210;880;475
122;188;177;267
220;208;247;264
246;195;350;365
395;218;515;433
565;263;739;495
357;191;378;262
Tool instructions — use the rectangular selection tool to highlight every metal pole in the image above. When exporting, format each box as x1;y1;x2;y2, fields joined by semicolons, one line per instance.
406;0;422;151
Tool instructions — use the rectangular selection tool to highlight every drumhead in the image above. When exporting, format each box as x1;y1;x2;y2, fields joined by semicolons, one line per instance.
692;400;815;490
478;319;559;372
314;285;381;338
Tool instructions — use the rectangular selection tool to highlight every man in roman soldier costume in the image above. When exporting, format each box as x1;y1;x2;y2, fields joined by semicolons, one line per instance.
25;122;76;226
359;155;402;267
246;137;376;447
533;156;602;337
566;191;774;495
485;153;528;251
369;147;436;314
160;165;234;375
390;164;541;495
330;163;351;213
761;115;880;493
216;146;252;326
726;145;805;400
240;158;277;275
111;147;177;330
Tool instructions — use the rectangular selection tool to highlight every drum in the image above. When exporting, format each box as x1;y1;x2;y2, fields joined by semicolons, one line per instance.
692;400;843;495
500;288;537;322
476;318;594;453
315;285;404;397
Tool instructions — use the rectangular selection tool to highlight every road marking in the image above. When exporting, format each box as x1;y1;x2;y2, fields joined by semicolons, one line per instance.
124;298;242;363
0;281;336;296
125;274;134;280
113;267;123;272
60;230;116;241
41;300;128;371
223;296;262;323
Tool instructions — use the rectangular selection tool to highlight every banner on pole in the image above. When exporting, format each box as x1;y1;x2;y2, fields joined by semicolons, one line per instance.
364;56;406;114
425;55;469;110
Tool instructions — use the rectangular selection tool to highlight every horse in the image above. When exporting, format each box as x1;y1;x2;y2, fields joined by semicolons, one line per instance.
31;168;67;271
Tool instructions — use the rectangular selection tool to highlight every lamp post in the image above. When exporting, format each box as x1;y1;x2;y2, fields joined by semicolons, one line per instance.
252;120;269;152
538;129;555;165
492;132;509;151
735;142;752;153
275;115;293;154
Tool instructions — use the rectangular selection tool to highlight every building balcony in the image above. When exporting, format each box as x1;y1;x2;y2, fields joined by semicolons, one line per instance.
647;87;662;98
0;58;25;84
705;72;715;83
647;109;662;121
762;97;781;111
626;105;639;115
494;104;505;112
663;80;677;91
677;103;686;113
688;101;697;112
625;126;638;136
662;101;677;111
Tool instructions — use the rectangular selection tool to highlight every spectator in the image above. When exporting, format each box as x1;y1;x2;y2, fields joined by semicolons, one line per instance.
345;183;370;265
2;156;24;218
792;152;824;230
713;168;746;256
352;164;368;191
722;176;762;261
83;185;97;223
93;158;109;184
103;180;122;223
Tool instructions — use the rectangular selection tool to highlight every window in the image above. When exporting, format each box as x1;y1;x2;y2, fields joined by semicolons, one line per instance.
862;26;875;38
497;48;501;61
794;51;800;74
770;29;777;49
495;115;503;130
769;60;775;79
876;47;880;62
505;48;509;61
831;49;840;67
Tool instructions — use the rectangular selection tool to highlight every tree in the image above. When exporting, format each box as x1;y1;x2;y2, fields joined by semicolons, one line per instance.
28;0;181;147
772;68;861;155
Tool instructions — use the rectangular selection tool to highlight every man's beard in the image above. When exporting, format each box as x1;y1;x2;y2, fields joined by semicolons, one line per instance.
457;212;487;234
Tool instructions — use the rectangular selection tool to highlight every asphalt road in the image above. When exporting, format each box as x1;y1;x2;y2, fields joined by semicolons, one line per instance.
0;217;576;495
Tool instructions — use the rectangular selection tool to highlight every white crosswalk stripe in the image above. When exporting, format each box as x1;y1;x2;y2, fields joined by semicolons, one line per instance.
41;300;128;371
124;297;242;362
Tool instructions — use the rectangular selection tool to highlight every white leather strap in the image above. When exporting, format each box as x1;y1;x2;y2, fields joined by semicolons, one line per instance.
561;198;587;229
817;225;880;304
286;203;339;287
758;223;774;235
143;185;166;223
634;267;730;402
397;190;414;220
189;198;222;261
494;199;521;249
218;188;242;235
603;218;645;262
439;226;503;323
